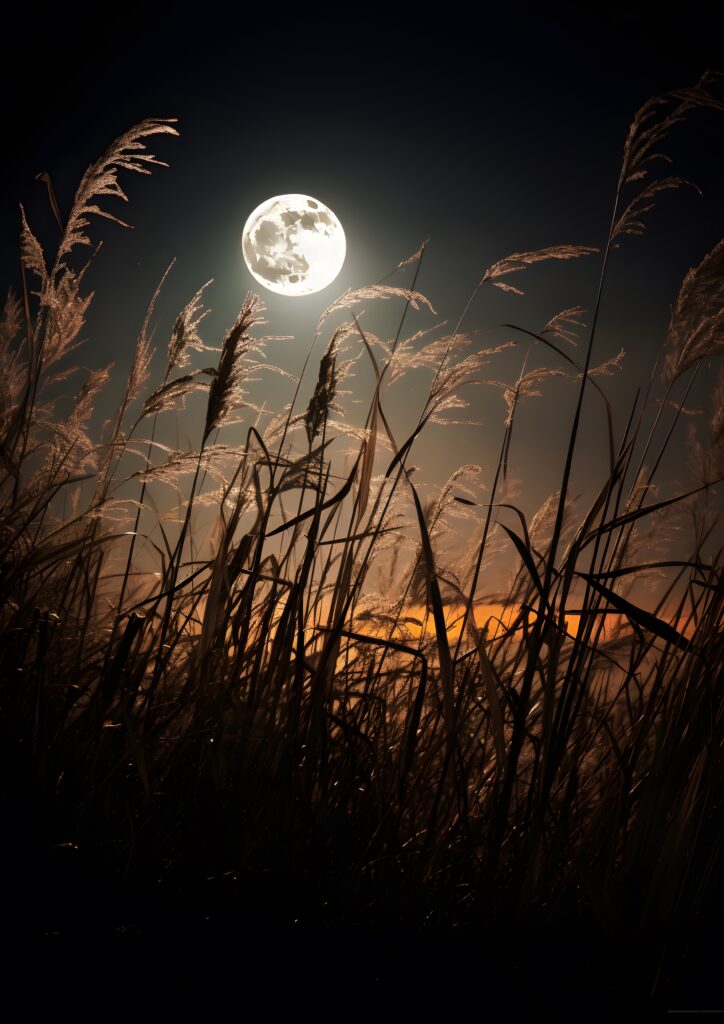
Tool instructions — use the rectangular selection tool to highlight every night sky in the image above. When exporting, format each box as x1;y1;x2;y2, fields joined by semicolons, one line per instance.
3;2;723;576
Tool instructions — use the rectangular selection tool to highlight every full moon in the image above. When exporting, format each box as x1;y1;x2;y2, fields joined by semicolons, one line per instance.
242;194;346;297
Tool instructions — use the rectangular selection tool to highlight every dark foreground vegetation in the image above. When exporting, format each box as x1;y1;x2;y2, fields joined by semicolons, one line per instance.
2;74;723;1015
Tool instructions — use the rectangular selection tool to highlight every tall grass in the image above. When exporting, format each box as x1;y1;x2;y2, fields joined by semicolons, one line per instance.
1;78;723;1008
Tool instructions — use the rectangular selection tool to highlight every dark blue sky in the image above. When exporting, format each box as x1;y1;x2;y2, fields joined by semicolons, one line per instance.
3;1;723;559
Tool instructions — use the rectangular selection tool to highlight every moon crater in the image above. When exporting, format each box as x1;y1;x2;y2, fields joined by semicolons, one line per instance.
242;194;346;296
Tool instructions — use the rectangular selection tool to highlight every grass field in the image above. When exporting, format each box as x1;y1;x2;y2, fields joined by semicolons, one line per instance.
1;73;723;1013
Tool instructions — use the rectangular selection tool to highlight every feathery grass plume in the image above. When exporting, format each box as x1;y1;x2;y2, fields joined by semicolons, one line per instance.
19;206;48;297
43;423;96;478
304;327;344;444
194;478;255;512
92;262;178;505
0;289;23;350
627;492;686;572
542;306;586;346
529;491;562;546
390;327;471;374
14;121;177;469
480;244;599;294
426;341;516;423
262;407;301;445
65;364;112;446
428;464;482;539
376;238;430;289
586;347;626;377
264;443;330;495
139;369;216;421
38;363;112;485
42;266;94;370
408;465;481;604
394;239;429;271
327;328;360;390
125;321;156;413
317;284;436;331
497;366;569;427
613;72;723;243
491;347;623;481
379;322;444;384
663;238;724;382
118;435;177;463
124;260;175;411
613;177;700;241
619;70;723;188
325;421;390;454
54;118;179;274
352;597;421;643
138;445;240;489
654;398;704;416
166;281;213;378
203;292;265;443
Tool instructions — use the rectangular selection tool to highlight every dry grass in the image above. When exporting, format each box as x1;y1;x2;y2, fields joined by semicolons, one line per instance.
1;75;723;1011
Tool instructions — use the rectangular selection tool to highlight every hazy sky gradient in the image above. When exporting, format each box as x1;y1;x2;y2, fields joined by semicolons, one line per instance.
3;2;723;585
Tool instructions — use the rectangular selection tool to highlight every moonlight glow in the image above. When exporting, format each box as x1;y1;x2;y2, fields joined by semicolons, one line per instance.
242;194;346;297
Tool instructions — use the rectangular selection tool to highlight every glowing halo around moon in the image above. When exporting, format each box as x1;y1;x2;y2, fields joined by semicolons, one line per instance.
242;194;346;297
